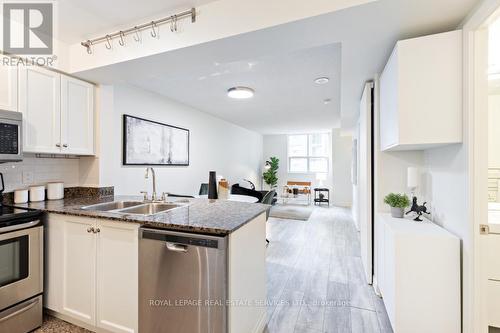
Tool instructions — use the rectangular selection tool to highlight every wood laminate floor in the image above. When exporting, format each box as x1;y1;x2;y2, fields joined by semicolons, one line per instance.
264;206;392;333
37;205;391;333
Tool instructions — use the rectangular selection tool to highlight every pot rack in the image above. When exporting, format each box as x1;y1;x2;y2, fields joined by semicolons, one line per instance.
81;8;196;54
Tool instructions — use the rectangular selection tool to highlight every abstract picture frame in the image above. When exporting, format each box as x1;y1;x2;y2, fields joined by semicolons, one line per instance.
123;114;190;166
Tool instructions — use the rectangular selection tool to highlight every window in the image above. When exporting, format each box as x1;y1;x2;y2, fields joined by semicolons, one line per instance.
288;133;330;173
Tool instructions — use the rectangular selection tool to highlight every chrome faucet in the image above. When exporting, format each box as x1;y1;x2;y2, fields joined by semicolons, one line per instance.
145;167;158;201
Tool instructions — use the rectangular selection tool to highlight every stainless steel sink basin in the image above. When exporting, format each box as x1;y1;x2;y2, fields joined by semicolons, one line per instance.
81;201;144;212
118;203;185;216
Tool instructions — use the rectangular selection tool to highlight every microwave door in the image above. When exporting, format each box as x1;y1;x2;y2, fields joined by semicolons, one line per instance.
0;116;23;162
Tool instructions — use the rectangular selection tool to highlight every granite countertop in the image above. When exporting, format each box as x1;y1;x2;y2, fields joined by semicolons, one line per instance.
14;195;270;236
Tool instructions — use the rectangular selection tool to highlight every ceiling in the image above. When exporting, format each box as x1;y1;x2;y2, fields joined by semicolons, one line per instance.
56;0;218;43
75;0;480;134
132;44;341;134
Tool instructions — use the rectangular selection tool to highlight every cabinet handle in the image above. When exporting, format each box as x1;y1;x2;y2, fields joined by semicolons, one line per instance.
56;143;61;148
94;227;100;233
62;144;68;148
87;227;94;233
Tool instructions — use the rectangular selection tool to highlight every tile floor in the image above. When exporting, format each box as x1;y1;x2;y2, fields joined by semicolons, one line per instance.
37;205;391;333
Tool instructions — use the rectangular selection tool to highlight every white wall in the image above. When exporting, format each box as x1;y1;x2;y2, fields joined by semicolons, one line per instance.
262;132;353;206
97;84;263;196
332;130;353;207
262;134;333;193
0;156;80;192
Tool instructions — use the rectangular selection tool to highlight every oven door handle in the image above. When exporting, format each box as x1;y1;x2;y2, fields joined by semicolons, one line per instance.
0;297;39;323
1;220;39;233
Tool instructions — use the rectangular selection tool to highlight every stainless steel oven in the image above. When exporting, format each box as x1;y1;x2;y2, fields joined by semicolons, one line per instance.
0;218;43;333
0;110;23;162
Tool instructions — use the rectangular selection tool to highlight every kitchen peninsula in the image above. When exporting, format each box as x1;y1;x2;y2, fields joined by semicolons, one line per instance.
20;195;269;333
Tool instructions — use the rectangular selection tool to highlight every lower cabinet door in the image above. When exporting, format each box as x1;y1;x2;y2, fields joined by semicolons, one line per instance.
96;220;139;333
61;216;96;325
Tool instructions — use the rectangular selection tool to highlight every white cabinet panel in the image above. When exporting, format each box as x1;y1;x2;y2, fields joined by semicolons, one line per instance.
96;220;138;333
61;75;94;155
45;214;138;332
44;214;63;312
376;214;460;333
0;56;18;111
19;66;61;153
61;216;96;325
379;30;462;151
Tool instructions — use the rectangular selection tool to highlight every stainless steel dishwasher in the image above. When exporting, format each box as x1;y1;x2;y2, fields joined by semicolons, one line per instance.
139;228;227;333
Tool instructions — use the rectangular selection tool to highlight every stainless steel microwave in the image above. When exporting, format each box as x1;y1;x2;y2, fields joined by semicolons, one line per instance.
0;110;22;162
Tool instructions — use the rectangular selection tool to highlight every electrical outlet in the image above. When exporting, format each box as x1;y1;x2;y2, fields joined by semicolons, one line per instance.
22;171;34;185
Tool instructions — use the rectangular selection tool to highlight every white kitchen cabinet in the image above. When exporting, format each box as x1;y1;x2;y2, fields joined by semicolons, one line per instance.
19;65;61;153
61;216;96;325
96;219;138;333
379;30;462;151
61;75;94;155
375;213;460;333
45;214;138;333
19;66;95;155
0;56;18;111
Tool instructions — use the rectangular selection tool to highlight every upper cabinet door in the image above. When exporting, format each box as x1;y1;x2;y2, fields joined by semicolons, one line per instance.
0;56;18;112
19;66;61;153
379;30;462;151
61;75;94;155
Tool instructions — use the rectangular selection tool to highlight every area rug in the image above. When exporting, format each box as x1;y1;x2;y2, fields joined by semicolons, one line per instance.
269;204;313;221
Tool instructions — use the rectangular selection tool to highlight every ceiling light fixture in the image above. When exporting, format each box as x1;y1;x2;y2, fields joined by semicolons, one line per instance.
227;86;254;99
314;77;330;85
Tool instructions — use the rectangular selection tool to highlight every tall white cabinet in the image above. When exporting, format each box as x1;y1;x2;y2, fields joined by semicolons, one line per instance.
18;65;94;155
45;214;138;333
379;30;463;151
0;56;18;112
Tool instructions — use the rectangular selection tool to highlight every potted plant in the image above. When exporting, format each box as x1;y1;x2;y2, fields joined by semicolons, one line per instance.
263;157;279;189
384;193;410;218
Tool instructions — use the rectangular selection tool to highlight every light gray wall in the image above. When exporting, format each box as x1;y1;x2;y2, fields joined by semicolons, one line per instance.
96;84;263;196
263;132;353;206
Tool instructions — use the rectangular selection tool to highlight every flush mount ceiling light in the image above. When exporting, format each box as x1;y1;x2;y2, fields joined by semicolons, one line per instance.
314;77;330;85
227;86;255;99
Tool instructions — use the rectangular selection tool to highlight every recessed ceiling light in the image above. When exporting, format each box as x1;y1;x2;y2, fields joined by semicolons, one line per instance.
314;77;330;85
323;98;332;105
227;86;254;99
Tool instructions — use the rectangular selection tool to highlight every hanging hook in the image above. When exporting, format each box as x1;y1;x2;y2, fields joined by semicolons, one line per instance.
118;31;125;46
150;21;158;38
170;16;175;32
86;40;93;54
133;26;141;42
105;35;112;49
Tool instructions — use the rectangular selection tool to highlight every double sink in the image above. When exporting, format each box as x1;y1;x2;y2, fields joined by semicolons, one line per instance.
81;200;187;216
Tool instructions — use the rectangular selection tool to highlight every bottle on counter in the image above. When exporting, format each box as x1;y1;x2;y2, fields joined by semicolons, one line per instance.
208;171;218;199
218;179;229;200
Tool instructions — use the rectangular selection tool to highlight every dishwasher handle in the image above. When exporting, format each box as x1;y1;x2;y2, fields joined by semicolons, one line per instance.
166;242;188;253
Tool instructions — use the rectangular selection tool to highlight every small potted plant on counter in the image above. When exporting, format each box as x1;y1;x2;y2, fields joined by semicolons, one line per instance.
384;193;410;218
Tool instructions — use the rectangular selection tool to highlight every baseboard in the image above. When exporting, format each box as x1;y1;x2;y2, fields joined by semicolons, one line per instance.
45;309;97;332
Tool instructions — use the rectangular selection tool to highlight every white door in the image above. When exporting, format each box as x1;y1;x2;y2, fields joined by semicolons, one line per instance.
96;220;138;333
61;216;96;325
471;9;500;332
18;66;61;153
359;82;373;284
0;56;18;112
61;75;94;155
